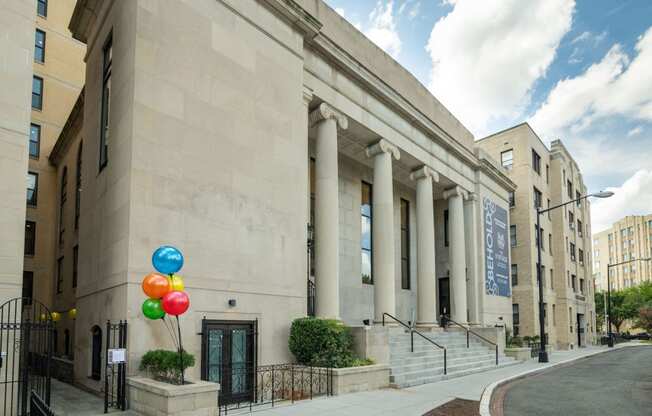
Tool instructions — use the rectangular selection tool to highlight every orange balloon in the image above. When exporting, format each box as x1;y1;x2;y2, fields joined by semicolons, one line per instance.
142;273;171;299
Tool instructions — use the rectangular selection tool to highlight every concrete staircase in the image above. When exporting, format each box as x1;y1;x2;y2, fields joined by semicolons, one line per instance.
388;327;518;388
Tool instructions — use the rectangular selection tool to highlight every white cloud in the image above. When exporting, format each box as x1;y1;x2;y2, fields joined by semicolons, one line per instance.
572;31;591;44
627;126;643;137
530;26;652;137
408;2;420;20
426;0;575;135
590;169;652;234
365;1;402;59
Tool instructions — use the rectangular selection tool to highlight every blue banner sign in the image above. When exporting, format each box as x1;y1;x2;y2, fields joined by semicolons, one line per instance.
483;197;510;297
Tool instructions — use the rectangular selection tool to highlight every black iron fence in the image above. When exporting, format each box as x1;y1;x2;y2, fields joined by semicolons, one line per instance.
529;342;541;358
104;320;127;413
30;391;55;416
219;364;333;415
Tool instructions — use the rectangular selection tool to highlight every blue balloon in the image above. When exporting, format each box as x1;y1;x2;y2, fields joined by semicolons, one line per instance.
152;246;184;275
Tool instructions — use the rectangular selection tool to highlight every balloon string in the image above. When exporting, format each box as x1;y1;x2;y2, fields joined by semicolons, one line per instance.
163;315;180;350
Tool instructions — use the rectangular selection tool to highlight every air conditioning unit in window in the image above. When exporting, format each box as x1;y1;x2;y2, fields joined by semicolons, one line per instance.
569;223;575;230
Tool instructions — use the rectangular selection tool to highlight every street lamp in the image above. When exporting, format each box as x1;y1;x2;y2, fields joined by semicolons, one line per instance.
606;257;652;347
535;190;613;362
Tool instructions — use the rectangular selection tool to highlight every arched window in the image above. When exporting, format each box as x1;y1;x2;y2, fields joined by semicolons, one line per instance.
91;325;102;380
75;142;82;229
59;167;67;245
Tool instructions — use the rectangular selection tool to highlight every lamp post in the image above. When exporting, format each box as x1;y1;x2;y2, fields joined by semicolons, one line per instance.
606;257;652;347
535;190;613;363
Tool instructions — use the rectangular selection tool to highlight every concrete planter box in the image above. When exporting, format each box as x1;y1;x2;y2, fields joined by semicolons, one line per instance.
127;377;219;416
504;347;531;361
331;364;390;395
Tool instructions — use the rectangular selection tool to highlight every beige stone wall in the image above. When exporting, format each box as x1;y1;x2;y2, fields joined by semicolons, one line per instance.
26;0;85;309
0;0;35;304
593;215;652;291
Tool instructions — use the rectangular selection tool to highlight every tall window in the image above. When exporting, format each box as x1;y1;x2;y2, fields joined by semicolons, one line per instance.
571;274;577;292
73;245;79;288
75;142;83;229
579;249;584;265
576;190;581;207
30;124;41;158
550;269;554;290
533;187;542;209
444;210;449;246
22;271;34;303
512;304;520;336
546;165;549;183
37;0;47;17
569;307;573;333
508;191;515;207
501;149;513;170
32;76;43;110
59;167;67;246
25;221;36;255
511;264;518;286
361;182;372;284
27;172;38;206
35;29;46;63
547;199;551;220
510;225;517;247
570;242;576;261
99;33;112;170
567;180;573;199
400;199;410;290
552;304;556;326
578;220;583;237
548;233;552;252
580;278;585;294
532;149;541;174
56;257;63;294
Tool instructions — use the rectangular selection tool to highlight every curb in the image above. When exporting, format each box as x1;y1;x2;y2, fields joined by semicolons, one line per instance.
478;345;636;416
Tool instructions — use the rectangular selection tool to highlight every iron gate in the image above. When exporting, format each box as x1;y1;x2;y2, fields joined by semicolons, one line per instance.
0;297;54;416
104;320;127;413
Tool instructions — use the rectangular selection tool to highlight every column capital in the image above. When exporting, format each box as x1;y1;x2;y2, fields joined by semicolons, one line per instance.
410;165;439;183
365;139;400;160
443;186;469;201
465;192;478;202
309;103;348;129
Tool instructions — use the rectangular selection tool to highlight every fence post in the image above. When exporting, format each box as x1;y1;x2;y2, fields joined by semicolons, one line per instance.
444;349;447;375
466;331;469;348
271;367;275;407
495;345;498;365
291;365;295;403
309;366;313;399
104;320;110;414
410;330;414;353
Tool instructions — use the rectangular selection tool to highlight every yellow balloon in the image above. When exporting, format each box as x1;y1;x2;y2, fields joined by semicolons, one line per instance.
51;312;61;322
167;274;185;291
68;308;77;320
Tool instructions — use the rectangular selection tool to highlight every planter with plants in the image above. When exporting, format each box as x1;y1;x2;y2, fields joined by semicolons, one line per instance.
504;330;531;361
288;317;390;395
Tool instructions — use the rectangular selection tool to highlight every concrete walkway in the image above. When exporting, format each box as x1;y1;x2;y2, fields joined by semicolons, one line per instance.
50;379;136;416
243;345;617;416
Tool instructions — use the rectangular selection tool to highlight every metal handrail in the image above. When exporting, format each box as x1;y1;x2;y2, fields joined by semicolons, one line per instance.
382;313;447;374
442;315;499;366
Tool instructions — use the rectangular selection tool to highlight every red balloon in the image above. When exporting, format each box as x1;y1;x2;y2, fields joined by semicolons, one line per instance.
161;291;190;316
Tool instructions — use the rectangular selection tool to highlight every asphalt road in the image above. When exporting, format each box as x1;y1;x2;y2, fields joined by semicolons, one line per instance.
503;346;652;416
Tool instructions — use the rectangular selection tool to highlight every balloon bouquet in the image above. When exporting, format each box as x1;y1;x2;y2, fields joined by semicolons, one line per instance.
141;245;190;384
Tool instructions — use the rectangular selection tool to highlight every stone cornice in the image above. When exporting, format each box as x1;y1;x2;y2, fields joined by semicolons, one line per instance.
49;89;84;166
68;0;104;43
443;186;469;201
309;103;348;129
409;166;439;183
366;139;400;160
260;0;322;39
477;159;517;192
303;85;314;106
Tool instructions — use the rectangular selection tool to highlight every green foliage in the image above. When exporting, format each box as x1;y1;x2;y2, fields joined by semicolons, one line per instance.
508;336;524;348
635;301;652;333
596;282;652;333
288;318;369;368
139;349;195;384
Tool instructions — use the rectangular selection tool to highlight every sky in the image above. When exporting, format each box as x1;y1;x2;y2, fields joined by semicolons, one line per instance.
324;0;652;234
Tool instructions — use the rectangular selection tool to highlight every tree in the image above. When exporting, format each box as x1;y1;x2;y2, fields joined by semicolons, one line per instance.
594;291;606;333
635;302;652;333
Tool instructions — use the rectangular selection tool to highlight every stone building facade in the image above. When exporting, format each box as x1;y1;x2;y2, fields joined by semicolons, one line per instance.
593;215;652;292
54;0;518;392
477;124;597;349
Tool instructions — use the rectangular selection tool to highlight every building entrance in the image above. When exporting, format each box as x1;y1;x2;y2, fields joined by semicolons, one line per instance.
201;320;256;405
438;277;450;319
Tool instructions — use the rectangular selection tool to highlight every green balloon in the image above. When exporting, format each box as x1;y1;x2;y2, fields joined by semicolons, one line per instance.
142;298;165;320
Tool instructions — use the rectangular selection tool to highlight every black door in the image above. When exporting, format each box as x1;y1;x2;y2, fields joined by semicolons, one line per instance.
577;314;584;347
91;326;102;380
201;320;255;405
438;278;450;318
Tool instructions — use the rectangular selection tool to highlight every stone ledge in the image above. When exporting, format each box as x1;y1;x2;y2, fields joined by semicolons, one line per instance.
329;364;390;395
127;377;219;397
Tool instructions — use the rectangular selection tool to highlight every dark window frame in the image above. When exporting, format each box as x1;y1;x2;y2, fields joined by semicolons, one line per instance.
533;186;542;209
532;149;541;174
75;142;83;229
73;245;78;288
35;29;46;63
512;304;520;336
25;221;36;256
511;264;518;286
30;123;41;158
501;149;513;170
32;76;43;110
510;224;517;247
444;209;449;247
400;198;410;290
22;271;34;304
56;256;64;294
27;171;38;206
509;191;515;208
37;0;47;17
59;167;67;246
99;33;112;171
361;181;373;285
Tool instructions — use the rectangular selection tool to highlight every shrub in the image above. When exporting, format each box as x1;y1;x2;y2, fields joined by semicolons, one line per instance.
509;336;524;347
288;318;358;368
139;349;195;384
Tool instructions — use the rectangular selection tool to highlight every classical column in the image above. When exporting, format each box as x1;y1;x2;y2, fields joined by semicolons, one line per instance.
443;186;468;323
366;139;400;323
410;166;439;325
310;103;348;319
464;193;480;324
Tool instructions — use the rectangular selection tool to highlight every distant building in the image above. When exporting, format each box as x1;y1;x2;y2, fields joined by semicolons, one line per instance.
477;123;597;350
593;215;652;292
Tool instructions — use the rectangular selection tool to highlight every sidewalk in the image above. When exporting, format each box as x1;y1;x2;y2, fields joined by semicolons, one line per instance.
243;345;615;416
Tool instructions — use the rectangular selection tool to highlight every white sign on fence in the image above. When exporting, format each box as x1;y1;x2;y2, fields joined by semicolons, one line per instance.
108;348;127;364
